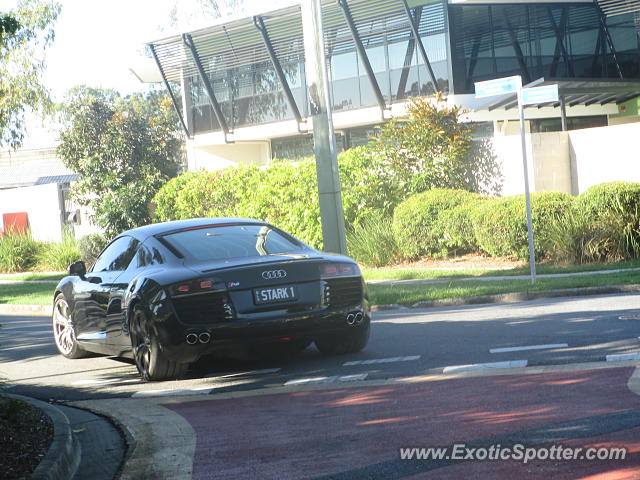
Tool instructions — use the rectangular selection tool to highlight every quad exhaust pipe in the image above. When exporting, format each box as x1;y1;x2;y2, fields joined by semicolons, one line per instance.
346;311;364;326
185;332;211;345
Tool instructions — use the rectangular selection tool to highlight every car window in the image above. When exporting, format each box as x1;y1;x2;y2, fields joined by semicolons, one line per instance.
133;245;165;269
92;236;140;273
161;224;304;262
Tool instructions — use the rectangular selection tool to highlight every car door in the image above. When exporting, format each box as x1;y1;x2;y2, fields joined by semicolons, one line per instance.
104;241;167;348
74;236;139;345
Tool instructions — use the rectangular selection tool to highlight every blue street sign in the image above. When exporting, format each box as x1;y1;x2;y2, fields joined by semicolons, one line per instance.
522;85;559;105
474;76;520;98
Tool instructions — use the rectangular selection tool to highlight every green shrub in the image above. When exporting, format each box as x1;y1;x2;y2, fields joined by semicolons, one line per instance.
542;207;634;264
78;233;109;266
439;201;485;255
472;192;573;260
392;189;482;259
572;181;640;259
347;215;399;267
574;181;640;215
0;232;43;273
153;148;416;251
39;233;82;271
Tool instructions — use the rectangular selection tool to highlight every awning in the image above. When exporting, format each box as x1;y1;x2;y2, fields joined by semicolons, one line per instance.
482;78;640;111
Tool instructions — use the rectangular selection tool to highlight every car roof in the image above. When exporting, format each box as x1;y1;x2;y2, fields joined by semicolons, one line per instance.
123;218;267;241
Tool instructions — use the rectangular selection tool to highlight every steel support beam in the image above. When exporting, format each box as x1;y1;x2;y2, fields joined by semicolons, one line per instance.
585;93;611;106
182;33;233;142
598;10;624;79
396;7;422;100
465;32;483;92
547;8;574;77
149;44;191;138
400;0;438;93
502;12;530;83
254;15;306;132
560;96;568;131
337;0;387;115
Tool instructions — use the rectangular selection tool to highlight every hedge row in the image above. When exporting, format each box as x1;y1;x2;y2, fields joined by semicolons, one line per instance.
389;182;640;264
153;147;407;250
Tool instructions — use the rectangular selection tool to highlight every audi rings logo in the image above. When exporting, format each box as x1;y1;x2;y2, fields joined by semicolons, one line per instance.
262;269;287;280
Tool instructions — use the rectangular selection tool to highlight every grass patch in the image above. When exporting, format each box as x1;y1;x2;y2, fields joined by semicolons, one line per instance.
0;283;56;305
0;272;65;281
362;259;640;281
368;271;640;306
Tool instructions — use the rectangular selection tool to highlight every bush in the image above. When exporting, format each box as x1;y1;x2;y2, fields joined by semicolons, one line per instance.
392;189;482;259
347;215;399;267
472;192;573;260
542;207;634;264
572;181;640;259
153;149;414;251
39;233;82;271
439;201;485;255
78;233;109;266
0;232;42;273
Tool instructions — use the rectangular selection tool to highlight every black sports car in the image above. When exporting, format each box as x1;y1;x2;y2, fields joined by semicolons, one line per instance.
52;218;370;381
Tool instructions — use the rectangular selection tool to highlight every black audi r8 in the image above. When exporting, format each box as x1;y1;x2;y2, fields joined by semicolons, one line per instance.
52;218;370;381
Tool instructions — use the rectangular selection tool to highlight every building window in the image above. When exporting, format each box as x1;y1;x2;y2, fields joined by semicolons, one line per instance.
530;115;608;133
449;3;640;94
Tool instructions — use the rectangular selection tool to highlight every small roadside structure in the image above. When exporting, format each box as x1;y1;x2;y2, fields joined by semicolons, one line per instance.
0;144;97;242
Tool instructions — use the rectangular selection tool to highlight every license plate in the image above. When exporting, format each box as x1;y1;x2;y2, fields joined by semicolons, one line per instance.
253;285;298;305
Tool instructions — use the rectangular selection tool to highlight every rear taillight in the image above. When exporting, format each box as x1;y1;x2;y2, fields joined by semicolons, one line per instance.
170;278;222;296
321;263;359;278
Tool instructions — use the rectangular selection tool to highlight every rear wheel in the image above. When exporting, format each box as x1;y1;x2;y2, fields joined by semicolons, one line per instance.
315;322;370;355
130;306;188;381
52;294;88;359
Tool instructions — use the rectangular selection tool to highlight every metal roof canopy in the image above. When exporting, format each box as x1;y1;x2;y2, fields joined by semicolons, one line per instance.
485;77;640;112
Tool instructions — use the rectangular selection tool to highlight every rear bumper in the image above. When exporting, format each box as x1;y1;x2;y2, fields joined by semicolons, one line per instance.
156;306;369;363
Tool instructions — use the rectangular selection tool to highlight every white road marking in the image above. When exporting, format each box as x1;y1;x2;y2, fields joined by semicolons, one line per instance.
490;344;568;354
606;352;640;362
71;378;138;386
284;374;368;386
337;374;368;382
132;387;213;398
343;355;420;366
442;360;528;374
206;368;281;379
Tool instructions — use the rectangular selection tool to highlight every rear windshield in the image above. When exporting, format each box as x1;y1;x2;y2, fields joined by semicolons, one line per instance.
160;224;305;261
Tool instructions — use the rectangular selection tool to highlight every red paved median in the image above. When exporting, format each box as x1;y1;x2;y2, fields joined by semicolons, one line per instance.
167;367;640;479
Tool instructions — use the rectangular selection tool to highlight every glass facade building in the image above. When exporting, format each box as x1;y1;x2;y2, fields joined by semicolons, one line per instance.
149;0;640;139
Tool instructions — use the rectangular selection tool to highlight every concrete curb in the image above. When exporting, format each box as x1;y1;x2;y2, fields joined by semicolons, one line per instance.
6;394;80;480
0;304;52;316
372;284;640;311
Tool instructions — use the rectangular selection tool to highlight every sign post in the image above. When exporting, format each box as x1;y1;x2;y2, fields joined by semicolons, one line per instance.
474;76;558;285
515;76;537;285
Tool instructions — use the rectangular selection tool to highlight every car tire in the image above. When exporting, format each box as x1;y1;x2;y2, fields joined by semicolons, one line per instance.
315;321;370;355
130;306;188;381
52;293;89;359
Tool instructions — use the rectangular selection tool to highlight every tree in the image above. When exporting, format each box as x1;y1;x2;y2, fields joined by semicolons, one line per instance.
0;0;60;149
373;94;502;196
57;87;184;237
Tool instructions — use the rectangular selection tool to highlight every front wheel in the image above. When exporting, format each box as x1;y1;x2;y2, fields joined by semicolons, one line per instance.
130;306;188;381
52;294;88;359
315;322;370;355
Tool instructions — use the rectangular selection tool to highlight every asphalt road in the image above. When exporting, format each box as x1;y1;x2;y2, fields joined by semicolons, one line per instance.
2;292;640;402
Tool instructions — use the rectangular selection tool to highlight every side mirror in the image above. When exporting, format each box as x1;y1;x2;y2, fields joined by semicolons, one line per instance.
68;260;87;277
